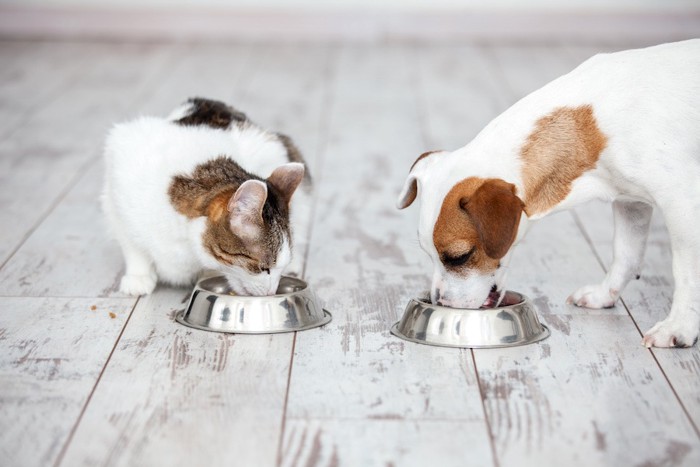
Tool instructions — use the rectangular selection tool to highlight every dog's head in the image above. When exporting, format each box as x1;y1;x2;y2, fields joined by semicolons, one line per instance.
397;151;525;308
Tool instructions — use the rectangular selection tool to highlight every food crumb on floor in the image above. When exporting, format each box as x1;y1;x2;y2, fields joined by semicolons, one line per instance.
90;305;97;311
109;312;116;319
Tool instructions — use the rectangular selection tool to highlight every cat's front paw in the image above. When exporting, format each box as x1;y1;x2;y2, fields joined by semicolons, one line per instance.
567;284;618;309
120;274;157;296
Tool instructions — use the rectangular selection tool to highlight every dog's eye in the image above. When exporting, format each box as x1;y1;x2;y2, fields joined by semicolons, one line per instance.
443;247;476;267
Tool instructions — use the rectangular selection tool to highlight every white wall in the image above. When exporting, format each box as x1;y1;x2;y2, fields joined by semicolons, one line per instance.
2;0;699;12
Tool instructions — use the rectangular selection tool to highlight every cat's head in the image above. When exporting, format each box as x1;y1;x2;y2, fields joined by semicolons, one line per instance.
173;162;305;295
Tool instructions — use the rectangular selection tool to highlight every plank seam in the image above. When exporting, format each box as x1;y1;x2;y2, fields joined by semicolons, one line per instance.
0;48;96;144
570;210;700;439
52;295;141;467
413;43;500;464
275;45;337;466
276;332;298;467
469;349;500;467
0;155;99;271
0;44;185;273
298;45;337;279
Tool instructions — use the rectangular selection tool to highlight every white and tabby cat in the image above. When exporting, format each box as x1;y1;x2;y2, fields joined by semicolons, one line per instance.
102;98;311;296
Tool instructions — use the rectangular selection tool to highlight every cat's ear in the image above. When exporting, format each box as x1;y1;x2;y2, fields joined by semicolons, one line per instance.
228;180;268;239
267;163;305;205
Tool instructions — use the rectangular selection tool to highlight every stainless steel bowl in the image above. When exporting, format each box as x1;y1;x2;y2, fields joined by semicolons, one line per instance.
176;275;331;334
391;291;549;348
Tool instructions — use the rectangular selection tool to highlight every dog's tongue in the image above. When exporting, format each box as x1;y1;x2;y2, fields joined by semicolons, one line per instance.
481;287;502;309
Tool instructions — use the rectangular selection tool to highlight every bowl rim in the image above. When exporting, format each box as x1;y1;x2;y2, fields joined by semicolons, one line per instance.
195;275;309;299
412;290;526;311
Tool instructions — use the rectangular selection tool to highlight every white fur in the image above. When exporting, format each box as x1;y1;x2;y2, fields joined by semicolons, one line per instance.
400;39;700;347
103;110;310;296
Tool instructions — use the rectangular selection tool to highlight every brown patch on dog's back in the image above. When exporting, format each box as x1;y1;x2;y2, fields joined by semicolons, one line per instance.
434;178;523;273
175;98;247;130
520;105;607;215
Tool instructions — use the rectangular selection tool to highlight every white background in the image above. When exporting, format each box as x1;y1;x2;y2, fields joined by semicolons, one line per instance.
2;0;699;12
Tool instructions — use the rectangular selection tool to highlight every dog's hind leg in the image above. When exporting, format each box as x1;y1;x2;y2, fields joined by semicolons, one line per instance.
568;199;653;308
642;201;700;348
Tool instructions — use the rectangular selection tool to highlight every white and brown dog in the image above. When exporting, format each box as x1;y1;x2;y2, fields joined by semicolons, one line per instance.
397;39;700;348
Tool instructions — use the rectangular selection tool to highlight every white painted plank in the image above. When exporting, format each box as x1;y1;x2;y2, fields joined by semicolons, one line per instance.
413;44;510;150
0;43;247;296
475;213;700;466
0;42;180;266
61;45;335;466
466;45;700;466
0;41;101;141
0;296;134;466
485;44;578;102
60;287;294;467
562;42;700;430
281;419;485;467
574;201;700;430
281;45;494;466
0;161;127;298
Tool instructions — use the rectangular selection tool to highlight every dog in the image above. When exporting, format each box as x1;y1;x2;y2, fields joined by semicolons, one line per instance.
396;39;700;348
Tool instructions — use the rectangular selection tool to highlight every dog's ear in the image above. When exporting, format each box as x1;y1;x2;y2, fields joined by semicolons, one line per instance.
397;174;419;209
397;150;443;209
461;179;524;259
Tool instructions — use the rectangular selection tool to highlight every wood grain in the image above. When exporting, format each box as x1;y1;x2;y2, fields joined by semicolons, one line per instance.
574;201;700;431
280;45;494;466
0;42;180;268
2;40;698;467
281;419;487;467
59;44;335;466
61;287;294;467
0;297;134;466
467;45;700;466
564;43;700;432
0;41;100;141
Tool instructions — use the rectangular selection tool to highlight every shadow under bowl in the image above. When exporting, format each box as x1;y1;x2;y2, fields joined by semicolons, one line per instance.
391;291;549;348
176;275;331;334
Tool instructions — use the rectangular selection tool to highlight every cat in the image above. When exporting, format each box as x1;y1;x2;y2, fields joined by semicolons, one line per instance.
102;97;311;296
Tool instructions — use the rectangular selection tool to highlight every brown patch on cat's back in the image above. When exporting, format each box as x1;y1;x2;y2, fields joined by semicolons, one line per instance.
168;175;207;218
520;105;607;215
168;156;252;219
205;189;235;222
175;98;247;130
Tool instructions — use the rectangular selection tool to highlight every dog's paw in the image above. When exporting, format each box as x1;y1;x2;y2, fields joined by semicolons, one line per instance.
642;319;699;348
567;284;618;309
120;274;157;296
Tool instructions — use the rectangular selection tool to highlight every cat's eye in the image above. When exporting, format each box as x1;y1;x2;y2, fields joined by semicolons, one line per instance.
443;247;476;267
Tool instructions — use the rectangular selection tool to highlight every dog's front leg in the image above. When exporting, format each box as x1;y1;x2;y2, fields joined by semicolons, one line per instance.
568;200;653;308
642;214;700;348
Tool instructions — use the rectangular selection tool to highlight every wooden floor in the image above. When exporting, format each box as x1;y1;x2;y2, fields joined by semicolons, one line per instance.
1;39;699;467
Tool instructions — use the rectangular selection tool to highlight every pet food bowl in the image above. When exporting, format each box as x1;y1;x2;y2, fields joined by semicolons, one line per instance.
176;275;331;334
391;291;549;348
